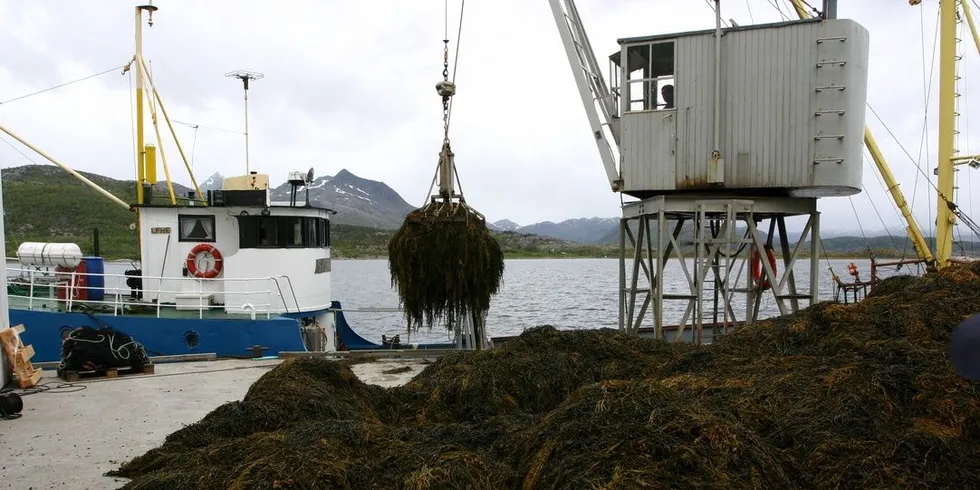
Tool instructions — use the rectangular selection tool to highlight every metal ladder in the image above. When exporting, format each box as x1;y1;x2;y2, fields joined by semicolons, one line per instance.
812;30;850;165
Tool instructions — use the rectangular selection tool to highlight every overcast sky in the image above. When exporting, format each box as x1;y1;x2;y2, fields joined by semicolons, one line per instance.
0;0;978;238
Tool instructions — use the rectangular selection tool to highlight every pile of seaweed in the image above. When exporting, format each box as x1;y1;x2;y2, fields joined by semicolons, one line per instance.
111;264;980;489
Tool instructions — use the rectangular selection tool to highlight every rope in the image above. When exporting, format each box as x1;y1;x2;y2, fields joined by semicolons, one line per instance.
438;0;466;140
847;195;874;257
172;120;245;135
445;0;465;130
765;0;790;21
3;381;87;396
429;0;466;202
916;6;941;240
702;0;730;28
0;64;128;105
867;104;949;204
861;183;901;254
798;0;820;16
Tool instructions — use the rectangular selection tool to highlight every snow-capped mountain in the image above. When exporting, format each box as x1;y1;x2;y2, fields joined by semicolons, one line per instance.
198;172;224;192
491;219;521;232
269;169;415;229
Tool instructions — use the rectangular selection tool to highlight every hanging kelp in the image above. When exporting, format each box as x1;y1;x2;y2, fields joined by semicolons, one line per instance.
388;142;504;333
388;16;503;338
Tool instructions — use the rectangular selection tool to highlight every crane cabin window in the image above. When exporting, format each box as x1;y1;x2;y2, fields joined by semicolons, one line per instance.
178;214;216;243
624;40;675;112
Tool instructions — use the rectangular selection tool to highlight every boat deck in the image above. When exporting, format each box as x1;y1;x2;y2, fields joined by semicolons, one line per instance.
7;295;261;320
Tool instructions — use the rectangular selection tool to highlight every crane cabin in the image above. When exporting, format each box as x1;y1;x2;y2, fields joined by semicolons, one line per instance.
609;17;870;198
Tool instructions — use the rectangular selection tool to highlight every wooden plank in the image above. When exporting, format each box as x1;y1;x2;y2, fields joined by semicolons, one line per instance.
19;344;34;361
35;352;216;370
2;324;43;389
17;368;43;389
60;363;154;382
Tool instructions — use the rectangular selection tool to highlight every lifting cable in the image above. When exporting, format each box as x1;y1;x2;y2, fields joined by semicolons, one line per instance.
426;0;466;206
440;0;466;138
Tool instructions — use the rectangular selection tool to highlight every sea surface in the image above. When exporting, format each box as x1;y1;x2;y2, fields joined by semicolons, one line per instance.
6;257;924;345
329;257;921;344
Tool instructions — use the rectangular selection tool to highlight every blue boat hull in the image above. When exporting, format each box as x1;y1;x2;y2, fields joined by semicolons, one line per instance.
10;309;309;363
333;301;457;350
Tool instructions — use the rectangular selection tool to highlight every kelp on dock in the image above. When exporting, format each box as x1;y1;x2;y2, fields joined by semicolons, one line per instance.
111;264;980;490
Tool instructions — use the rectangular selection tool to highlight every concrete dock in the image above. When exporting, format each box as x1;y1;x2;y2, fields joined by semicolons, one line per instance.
0;358;428;490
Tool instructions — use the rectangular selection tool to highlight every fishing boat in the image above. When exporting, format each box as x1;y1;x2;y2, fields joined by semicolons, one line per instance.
0;3;460;365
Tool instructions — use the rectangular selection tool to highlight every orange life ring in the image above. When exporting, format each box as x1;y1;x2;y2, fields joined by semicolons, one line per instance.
186;243;223;279
751;246;778;291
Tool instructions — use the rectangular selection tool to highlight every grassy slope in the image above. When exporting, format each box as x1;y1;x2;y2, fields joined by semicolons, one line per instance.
0;165;938;260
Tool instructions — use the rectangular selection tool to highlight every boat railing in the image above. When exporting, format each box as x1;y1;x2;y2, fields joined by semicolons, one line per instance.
275;275;302;312
5;266;312;319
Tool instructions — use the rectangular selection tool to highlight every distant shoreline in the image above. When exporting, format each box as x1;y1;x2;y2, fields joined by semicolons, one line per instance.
24;254;901;264
4;253;926;263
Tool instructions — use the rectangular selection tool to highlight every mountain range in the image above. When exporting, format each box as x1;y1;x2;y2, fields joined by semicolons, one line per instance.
489;217;621;245
1;164;960;260
197;170;415;229
195;168;624;240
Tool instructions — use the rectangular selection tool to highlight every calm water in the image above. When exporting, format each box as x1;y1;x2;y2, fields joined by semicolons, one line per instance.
7;257;923;345
332;257;922;344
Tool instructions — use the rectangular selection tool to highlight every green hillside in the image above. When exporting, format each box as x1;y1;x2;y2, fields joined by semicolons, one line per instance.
2;165;138;258
0;165;620;260
1;164;965;261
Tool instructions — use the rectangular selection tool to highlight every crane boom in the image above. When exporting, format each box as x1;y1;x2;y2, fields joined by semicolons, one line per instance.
548;0;622;192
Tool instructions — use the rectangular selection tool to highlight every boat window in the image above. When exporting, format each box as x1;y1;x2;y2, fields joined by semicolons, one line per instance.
304;217;318;246
178;214;216;242
237;215;331;249
320;218;330;247
282;217;303;247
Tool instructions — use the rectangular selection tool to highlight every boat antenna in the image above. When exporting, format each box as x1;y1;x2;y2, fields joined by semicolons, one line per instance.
225;69;264;175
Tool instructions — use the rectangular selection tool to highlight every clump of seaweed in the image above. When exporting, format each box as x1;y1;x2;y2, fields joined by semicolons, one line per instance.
111;264;980;490
387;199;504;332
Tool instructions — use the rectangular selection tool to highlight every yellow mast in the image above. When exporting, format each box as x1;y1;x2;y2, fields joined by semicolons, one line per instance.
134;4;158;205
864;128;935;262
135;7;145;204
934;0;958;268
135;5;153;204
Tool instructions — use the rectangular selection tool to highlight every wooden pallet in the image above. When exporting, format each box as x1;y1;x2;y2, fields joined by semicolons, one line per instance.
60;363;155;382
0;324;43;389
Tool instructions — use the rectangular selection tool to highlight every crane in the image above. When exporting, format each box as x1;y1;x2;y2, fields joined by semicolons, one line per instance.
552;0;980;272
548;0;623;193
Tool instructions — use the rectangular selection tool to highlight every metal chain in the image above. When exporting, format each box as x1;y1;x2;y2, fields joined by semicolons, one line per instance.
442;38;451;143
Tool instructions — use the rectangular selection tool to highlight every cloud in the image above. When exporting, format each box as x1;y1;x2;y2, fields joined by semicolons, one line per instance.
0;0;978;237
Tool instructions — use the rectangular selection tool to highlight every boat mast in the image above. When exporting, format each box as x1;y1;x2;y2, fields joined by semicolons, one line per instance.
935;0;957;268
135;3;157;205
